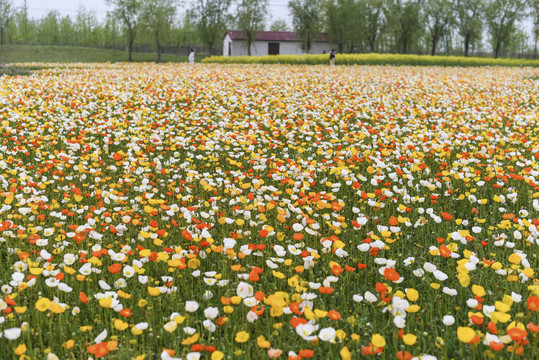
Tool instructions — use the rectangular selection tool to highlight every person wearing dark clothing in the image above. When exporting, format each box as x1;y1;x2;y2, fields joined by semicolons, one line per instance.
329;50;336;66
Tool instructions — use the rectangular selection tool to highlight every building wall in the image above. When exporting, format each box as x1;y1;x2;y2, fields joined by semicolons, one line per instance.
223;38;331;57
311;42;332;55
223;35;232;57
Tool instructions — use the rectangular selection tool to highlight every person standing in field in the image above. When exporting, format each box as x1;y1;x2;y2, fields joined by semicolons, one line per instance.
329;49;336;66
189;49;195;64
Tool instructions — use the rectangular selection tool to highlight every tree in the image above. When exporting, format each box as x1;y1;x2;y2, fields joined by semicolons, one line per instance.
424;0;453;55
236;0;267;56
175;10;197;48
193;0;231;56
270;19;289;32
362;0;385;52
289;0;321;53
0;0;12;45
385;0;423;54
59;15;76;46
16;0;35;45
324;0;361;53
37;11;60;46
456;0;484;57
108;0;141;61
532;0;539;57
75;7;100;47
102;13;123;49
141;0;177;62
486;0;525;58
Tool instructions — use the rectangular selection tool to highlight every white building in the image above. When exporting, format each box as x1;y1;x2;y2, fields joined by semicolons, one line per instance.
223;30;331;57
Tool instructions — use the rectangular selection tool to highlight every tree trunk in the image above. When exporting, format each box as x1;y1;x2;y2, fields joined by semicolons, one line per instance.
247;34;252;56
403;37;408;54
337;42;343;53
494;39;500;59
369;36;376;53
464;34;470;57
128;36;134;62
156;31;162;63
431;36;437;56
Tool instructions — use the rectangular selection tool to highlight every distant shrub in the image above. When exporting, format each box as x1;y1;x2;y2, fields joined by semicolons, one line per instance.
202;53;539;67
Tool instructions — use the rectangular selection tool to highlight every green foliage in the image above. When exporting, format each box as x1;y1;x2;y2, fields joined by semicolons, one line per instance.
288;0;322;53
193;0;231;56
140;0;177;62
362;0;385;53
235;0;267;56
384;0;423;54
0;0;12;45
270;19;289;32
108;0;142;61
324;0;362;53
425;0;454;56
456;0;485;57
486;0;526;58
202;52;539;66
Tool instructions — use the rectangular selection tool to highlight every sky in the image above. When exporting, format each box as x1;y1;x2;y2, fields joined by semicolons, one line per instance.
11;0;293;26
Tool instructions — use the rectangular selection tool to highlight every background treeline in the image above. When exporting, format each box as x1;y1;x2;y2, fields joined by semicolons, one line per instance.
0;0;539;61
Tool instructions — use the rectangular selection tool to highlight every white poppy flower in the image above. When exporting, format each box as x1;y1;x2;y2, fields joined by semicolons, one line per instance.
318;327;336;342
236;281;254;298
442;315;455;326
185;301;199;312
3;327;21;340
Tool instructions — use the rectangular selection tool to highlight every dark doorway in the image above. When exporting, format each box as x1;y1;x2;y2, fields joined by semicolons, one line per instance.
228;42;231;56
268;42;280;55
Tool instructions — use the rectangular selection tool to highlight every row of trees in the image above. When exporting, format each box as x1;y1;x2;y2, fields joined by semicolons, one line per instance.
1;0;539;60
291;0;539;58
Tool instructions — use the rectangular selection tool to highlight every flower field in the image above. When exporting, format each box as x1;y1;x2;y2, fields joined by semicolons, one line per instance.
0;63;538;360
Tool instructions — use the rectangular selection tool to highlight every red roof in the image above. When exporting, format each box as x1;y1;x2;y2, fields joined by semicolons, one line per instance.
224;30;330;42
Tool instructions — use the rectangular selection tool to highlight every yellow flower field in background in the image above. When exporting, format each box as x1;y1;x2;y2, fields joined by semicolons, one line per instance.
0;63;538;359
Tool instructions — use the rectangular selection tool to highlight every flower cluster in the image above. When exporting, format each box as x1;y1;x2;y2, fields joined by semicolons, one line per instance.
0;63;538;359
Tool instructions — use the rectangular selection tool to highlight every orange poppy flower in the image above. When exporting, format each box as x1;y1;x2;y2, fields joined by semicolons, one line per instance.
507;328;527;342
298;349;315;358
397;350;413;360
487;321;497;334
290;316;308;328
439;244;451;257
318;286;334;294
182;229;192;241
249;270;260;282
216;316;228;326
108;263;122;274
87;342;109;358
331;202;342;211
383;268;400;281
526;322;539;333
79;292;88;304
527;296;539;311
254;291;265;301
470;315;483;326
328;310;341;320
331;265;343;276
440;211;453;221
289;302;303;315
